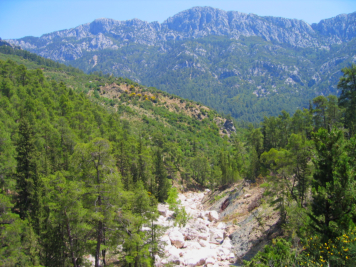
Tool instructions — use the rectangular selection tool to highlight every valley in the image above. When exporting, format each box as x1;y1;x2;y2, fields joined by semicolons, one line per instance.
1;5;356;266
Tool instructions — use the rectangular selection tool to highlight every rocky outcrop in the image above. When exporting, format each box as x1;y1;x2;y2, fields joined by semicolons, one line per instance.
223;120;236;133
6;7;356;59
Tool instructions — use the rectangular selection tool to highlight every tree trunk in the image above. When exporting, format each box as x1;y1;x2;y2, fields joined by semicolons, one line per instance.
64;210;77;267
95;196;102;267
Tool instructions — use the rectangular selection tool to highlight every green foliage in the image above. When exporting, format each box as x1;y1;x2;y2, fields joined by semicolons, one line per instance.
299;229;356;266
0;51;247;265
338;64;356;136
243;238;299;267
1;39;356;267
166;187;190;227
309;128;356;241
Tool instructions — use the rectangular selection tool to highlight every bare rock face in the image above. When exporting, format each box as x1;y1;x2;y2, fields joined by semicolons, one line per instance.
169;229;185;248
223;120;236;133
7;7;356;61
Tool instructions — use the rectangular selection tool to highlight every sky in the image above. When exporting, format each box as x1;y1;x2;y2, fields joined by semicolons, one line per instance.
1;0;356;40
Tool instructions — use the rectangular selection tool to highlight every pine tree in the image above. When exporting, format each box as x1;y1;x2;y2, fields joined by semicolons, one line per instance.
154;149;169;203
338;64;356;136
15;119;43;229
72;138;121;267
309;128;356;240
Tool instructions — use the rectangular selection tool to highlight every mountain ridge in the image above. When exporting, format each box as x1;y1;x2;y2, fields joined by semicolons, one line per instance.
7;7;356;51
5;6;356;122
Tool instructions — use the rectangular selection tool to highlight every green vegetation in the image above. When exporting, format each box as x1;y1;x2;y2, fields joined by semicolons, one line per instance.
1;41;356;266
20;34;355;124
0;47;249;266
243;64;356;266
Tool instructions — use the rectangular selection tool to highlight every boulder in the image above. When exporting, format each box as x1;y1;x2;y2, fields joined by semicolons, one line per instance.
164;244;174;255
217;222;226;229
167;246;183;265
194;219;209;232
157;204;167;217
183;249;212;267
210;229;224;242
208;211;219;222
184;241;201;250
217;247;230;261
198;232;210;240
154;255;162;267
198;211;208;219
222;237;232;249
160;235;171;246
179;194;186;202
169;229;185;248
228;253;236;263
199;239;208;247
182;228;199;240
206;257;216;264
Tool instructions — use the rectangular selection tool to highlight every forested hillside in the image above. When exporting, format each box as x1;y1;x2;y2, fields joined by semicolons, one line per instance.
0;45;249;266
242;63;356;266
1;41;356;266
6;7;356;122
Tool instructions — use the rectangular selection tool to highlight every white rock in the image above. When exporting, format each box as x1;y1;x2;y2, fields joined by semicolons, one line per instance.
184;241;201;250
141;226;151;231
206;257;215;264
164;244;173;255
222;237;232;249
157;204;167;216
182;228;199;240
198;211;207;219
167;246;182;265
210;229;224;242
228;253;235;263
208;211;219;222
194;219;209;232
154;255;162;267
179;194;186;202
199;239;208;247
217;222;226;229
217;247;230;260
198;232;210;240
183;249;212;267
160;235;171;246
244;193;252;199
169;229;185;248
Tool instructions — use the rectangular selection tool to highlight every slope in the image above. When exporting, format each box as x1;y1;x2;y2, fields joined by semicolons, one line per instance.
6;7;356;122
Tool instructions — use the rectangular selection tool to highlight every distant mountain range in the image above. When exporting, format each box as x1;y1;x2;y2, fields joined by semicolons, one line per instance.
7;7;356;122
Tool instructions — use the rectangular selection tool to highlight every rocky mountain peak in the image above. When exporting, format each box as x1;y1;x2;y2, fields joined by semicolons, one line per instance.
89;18;117;34
163;6;230;33
312;11;356;41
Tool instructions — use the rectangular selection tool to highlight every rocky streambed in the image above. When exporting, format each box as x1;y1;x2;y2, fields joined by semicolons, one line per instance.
155;190;235;267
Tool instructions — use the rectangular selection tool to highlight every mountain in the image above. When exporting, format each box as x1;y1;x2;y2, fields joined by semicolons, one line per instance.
6;7;356;122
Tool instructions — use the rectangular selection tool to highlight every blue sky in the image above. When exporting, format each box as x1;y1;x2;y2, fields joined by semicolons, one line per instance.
1;0;356;39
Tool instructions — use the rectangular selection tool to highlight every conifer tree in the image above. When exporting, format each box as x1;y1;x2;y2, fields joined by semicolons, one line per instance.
309;128;356;240
154;149;169;203
15;119;43;230
338;64;356;136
